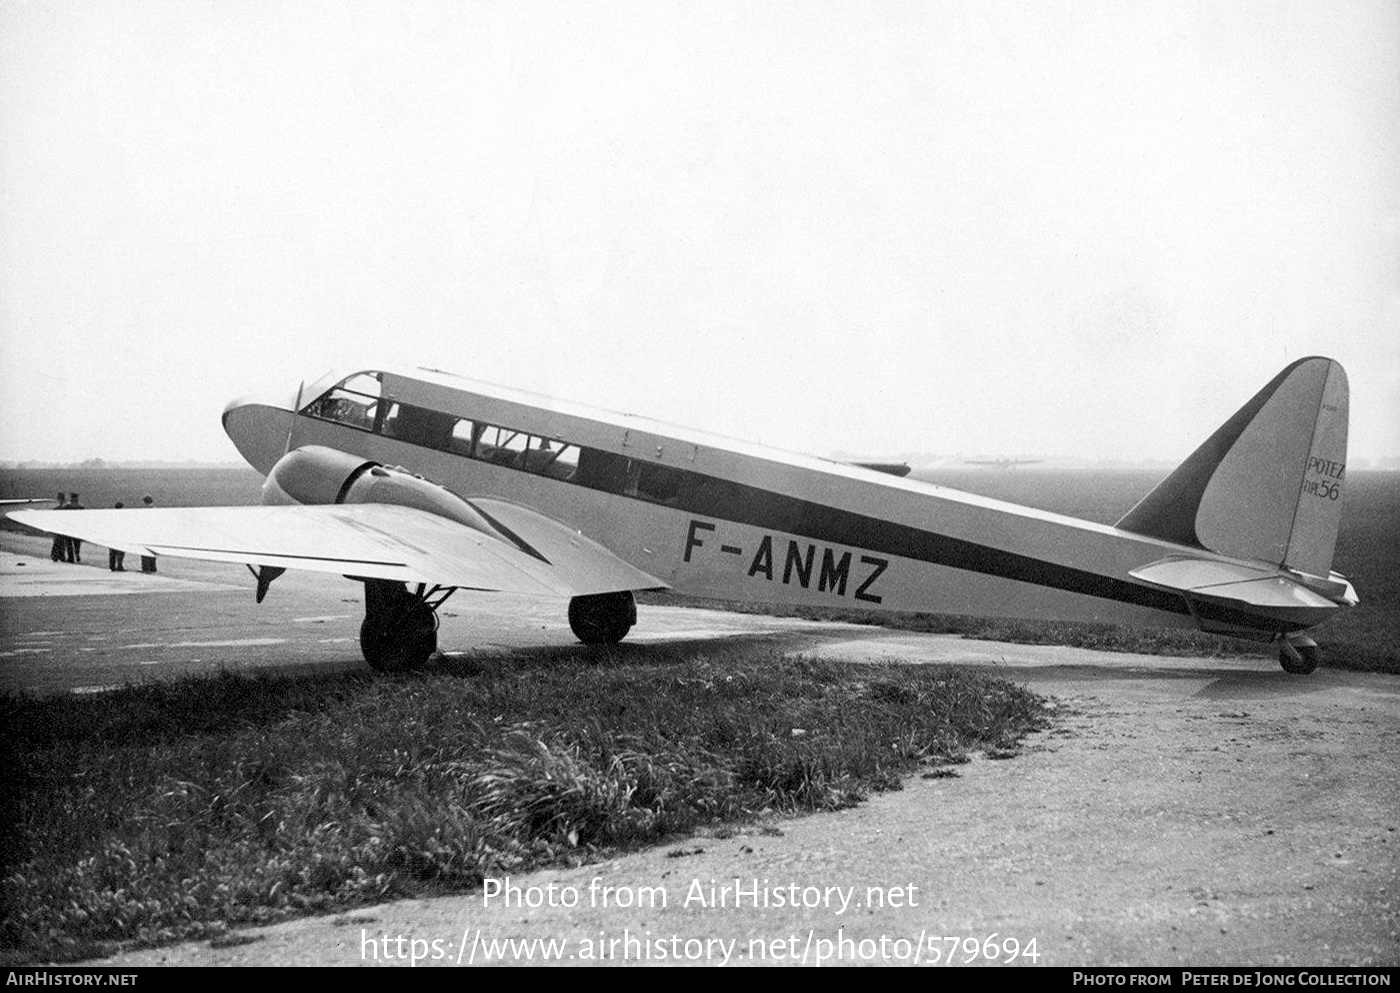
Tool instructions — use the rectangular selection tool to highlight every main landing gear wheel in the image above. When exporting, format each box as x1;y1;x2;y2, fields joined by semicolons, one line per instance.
1277;635;1322;675
568;590;637;644
360;579;439;672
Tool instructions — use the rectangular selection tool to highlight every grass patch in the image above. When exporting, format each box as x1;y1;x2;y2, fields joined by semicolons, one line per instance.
638;593;1399;675
0;649;1046;964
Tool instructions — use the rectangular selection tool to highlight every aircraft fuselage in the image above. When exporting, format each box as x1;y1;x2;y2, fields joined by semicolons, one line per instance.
221;364;1350;642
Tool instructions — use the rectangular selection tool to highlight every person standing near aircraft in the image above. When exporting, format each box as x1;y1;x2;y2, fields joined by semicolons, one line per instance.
139;495;157;572
108;502;126;571
50;492;68;561
64;492;84;562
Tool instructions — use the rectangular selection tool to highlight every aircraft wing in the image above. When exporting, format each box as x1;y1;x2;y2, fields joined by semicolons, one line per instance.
7;504;666;597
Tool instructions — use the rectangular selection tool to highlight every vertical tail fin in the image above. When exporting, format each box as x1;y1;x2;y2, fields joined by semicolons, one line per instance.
1116;357;1349;577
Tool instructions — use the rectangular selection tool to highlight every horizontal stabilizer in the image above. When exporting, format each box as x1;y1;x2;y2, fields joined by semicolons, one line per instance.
1129;555;1355;631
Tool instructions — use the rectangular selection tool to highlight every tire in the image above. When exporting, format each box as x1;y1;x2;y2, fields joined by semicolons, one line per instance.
360;581;438;672
568;591;636;644
360;615;437;672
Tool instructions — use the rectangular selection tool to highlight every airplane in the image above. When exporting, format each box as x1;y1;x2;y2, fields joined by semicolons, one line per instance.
964;458;1043;469
8;356;1356;675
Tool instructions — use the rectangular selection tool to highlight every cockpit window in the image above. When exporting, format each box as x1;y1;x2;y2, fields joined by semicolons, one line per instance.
301;371;382;431
340;373;382;397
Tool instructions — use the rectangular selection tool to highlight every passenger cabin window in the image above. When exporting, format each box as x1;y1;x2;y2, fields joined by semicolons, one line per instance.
447;419;477;456
301;372;382;431
477;425;529;466
382;402;457;450
574;448;631;492
629;461;682;505
518;436;579;480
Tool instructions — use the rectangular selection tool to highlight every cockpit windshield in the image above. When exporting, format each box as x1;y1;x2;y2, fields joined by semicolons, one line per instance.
301;372;383;431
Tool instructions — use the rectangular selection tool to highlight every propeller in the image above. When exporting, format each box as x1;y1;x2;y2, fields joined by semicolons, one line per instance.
284;379;305;456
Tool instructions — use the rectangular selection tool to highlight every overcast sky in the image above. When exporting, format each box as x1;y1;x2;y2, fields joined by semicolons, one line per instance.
1;0;1396;467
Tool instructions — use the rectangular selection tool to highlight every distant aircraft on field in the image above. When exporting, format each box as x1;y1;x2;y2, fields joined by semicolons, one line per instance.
964;458;1042;469
11;357;1356;674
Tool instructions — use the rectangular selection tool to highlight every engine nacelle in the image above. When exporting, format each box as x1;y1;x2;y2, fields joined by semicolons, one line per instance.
263;445;496;536
263;446;375;507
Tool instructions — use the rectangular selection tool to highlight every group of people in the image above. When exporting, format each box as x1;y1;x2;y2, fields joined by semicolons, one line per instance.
48;492;157;573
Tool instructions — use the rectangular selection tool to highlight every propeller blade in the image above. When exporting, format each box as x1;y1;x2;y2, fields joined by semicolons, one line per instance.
284;380;305;455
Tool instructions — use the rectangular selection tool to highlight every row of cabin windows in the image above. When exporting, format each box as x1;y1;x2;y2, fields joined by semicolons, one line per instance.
300;373;694;509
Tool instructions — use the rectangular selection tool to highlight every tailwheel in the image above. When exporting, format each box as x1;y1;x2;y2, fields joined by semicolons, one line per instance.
1277;634;1322;675
360;579;450;672
568;590;636;644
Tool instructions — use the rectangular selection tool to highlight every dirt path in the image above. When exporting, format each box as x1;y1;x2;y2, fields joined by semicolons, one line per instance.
83;638;1400;967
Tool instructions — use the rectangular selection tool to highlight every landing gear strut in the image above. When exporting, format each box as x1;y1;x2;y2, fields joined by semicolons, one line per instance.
360;579;450;672
568;590;636;644
1277;634;1322;675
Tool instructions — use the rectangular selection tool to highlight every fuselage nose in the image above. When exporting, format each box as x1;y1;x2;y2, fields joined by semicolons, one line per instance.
223;390;301;476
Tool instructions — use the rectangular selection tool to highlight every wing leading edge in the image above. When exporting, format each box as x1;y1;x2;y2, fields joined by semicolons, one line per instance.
7;504;666;598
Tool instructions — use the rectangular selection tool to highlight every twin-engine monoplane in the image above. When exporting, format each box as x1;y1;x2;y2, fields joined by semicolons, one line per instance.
11;357;1357;674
